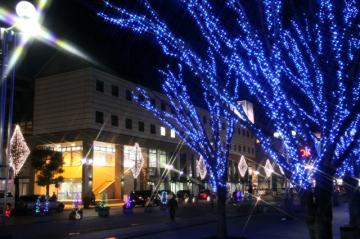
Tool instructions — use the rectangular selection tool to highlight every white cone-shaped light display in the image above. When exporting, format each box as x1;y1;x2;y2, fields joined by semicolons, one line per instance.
196;155;207;180
9;125;30;175
131;142;144;178
264;159;274;178
238;155;248;177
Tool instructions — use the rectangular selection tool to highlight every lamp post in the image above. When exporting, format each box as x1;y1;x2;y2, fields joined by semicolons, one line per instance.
1;1;37;220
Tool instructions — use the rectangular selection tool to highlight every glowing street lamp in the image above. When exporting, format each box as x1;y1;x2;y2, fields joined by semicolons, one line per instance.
15;1;36;19
15;1;40;37
0;0;91;219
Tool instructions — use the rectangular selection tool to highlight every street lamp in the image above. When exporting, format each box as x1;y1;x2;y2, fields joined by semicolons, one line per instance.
1;1;91;219
15;1;36;19
0;0;38;220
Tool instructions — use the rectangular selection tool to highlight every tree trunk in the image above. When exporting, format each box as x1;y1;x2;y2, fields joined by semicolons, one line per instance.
315;169;333;239
46;185;50;196
217;185;228;239
14;176;19;208
301;188;317;239
301;167;334;239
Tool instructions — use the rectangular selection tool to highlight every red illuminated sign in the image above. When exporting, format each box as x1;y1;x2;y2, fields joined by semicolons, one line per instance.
300;147;311;158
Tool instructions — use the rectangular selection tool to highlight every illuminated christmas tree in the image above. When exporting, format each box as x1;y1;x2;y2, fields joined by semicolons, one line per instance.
98;1;360;238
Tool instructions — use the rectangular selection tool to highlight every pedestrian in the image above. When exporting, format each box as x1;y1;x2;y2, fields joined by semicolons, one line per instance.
167;193;178;221
50;192;57;201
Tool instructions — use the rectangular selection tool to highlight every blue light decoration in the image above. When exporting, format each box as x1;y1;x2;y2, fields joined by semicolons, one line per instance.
124;194;132;209
98;0;360;189
160;191;168;205
234;190;242;203
43;195;49;215
34;195;41;215
73;192;81;209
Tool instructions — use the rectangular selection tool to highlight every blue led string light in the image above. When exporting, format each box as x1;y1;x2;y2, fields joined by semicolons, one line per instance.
99;0;360;188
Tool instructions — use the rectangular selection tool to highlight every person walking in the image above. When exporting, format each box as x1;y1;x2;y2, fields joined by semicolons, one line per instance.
168;193;178;221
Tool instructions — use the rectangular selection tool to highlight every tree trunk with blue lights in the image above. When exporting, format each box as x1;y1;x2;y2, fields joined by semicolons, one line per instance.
98;1;360;237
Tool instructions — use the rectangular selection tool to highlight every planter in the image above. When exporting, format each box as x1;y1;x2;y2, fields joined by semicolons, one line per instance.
69;209;83;220
96;206;110;217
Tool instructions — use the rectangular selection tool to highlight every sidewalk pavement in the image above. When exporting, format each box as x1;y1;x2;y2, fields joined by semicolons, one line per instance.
66;203;349;239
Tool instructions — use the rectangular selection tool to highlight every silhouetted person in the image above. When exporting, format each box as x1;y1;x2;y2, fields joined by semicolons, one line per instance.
51;192;57;201
168;194;178;221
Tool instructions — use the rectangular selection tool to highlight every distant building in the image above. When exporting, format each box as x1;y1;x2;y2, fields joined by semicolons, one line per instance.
18;54;256;201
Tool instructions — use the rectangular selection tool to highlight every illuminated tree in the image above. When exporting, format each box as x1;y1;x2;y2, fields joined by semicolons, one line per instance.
30;148;64;196
99;1;360;238
133;65;238;237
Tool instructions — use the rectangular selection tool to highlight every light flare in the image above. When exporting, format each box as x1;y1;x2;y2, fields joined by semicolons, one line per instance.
0;0;92;76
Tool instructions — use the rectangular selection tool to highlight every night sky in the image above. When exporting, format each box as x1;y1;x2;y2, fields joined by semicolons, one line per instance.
0;0;300;129
1;0;168;89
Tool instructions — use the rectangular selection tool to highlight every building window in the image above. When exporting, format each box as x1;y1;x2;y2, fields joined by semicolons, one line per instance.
62;148;82;166
95;111;103;124
238;128;241;135
233;144;236;151
203;116;207;124
149;149;157;168
238;145;241;152
243;146;246;152
138;121;145;132
170;129;176;138
242;129;246;136
159;150;167;168
111;115;118;127
251;147;254;155
126;90;132;101
150;98;156;107
123;145;141;168
94;142;115;166
150;124;156;134
111;85;119;97
247;131;250;137
96;80;104;92
248;147;250;153
125;118;132;129
160;126;166;136
161;101;167;111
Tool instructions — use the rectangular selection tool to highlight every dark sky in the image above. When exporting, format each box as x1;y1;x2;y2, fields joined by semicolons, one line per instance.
0;0;320;131
1;0;167;88
0;0;275;127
